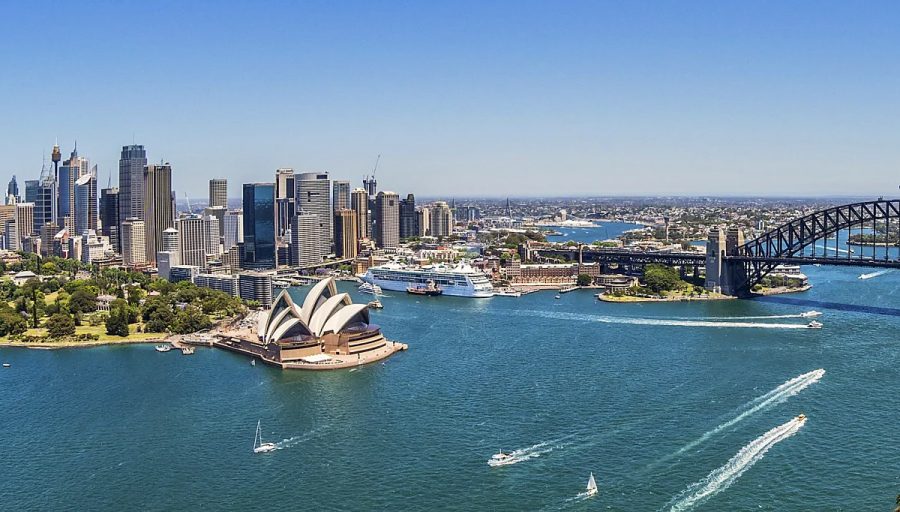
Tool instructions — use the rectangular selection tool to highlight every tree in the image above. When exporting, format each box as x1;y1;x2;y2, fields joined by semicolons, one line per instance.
643;264;682;293
105;307;130;337
45;313;76;338
171;305;212;334
576;274;593;286
69;289;98;314
0;304;27;336
142;296;175;333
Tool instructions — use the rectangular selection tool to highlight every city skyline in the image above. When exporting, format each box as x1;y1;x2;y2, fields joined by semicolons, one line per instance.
3;2;900;197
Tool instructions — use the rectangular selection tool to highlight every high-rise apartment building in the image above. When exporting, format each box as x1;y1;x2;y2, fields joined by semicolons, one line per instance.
296;172;331;252
142;163;174;263
208;178;227;208
417;207;431;237
242;183;275;270
334;209;358;259
118;145;147;225
351;187;369;241
375;191;399;248
430;201;452;237
203;214;221;257
162;227;180;265
121;218;147;266
177;215;206;267
291;212;323;267
15;203;34;240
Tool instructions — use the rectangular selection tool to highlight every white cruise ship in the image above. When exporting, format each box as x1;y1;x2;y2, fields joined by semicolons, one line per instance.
361;262;494;298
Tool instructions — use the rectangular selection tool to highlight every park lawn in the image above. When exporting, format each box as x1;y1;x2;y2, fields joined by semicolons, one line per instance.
5;323;166;343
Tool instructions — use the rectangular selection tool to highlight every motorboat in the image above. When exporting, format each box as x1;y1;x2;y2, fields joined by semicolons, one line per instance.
554;294;561;299
181;347;195;355
407;280;443;296
806;321;823;329
796;413;807;423
586;472;598;496
488;451;516;467
358;282;384;296
251;359;256;366
2;363;10;368
800;311;822;318
155;345;172;353
493;289;522;298
253;420;277;454
367;299;384;309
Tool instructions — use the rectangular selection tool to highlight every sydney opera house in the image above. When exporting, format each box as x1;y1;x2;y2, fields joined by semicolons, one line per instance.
215;277;405;369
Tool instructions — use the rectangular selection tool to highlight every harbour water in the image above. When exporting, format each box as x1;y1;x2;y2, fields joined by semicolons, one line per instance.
544;221;645;243
2;264;899;510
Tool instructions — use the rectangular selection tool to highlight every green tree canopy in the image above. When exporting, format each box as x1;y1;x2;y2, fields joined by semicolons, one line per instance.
45;313;76;338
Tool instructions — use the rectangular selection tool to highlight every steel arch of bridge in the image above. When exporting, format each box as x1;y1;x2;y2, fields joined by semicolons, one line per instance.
733;199;900;290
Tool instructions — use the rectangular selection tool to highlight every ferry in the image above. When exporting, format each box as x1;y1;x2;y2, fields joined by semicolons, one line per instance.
155;344;172;353
362;262;494;298
358;282;384;295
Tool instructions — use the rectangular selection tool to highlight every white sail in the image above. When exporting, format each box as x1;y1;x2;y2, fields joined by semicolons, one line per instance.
586;472;597;495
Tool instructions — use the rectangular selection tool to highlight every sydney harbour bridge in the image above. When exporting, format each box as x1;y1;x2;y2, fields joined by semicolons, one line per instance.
532;199;900;297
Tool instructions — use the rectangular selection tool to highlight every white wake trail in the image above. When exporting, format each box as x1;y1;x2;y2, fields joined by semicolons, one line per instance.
273;425;327;450
495;434;574;466
666;416;806;512
517;310;813;330
671;369;823;457
859;269;893;280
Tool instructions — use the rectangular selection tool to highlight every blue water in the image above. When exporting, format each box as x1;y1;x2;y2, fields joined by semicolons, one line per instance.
545;222;645;244
2;265;899;510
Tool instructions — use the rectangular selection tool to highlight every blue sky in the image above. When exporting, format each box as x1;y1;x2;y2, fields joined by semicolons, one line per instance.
2;1;898;197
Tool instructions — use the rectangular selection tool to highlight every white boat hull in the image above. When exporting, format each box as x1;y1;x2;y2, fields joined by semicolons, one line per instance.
363;275;493;298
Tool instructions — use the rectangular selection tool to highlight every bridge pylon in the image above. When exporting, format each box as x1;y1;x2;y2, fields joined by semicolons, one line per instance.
705;227;749;296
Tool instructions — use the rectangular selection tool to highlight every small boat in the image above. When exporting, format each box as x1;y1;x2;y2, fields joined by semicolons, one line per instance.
253;420;277;454
250;359;256;366
806;320;823;329
796;413;807;423
493;290;522;298
367;299;384;309
800;311;822;318
155;345;172;353
407;280;443;296
488;450;516;467
181;347;195;355
586;472;598;496
554;294;561;299
2;363;10;368
358;282;384;295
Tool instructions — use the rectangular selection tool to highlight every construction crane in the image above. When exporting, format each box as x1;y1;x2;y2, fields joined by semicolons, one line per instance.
184;192;193;213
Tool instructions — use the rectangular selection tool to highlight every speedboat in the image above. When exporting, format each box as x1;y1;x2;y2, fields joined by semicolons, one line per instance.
488;451;516;467
155;345;172;352
800;311;822;318
367;299;384;309
253;420;277;454
554;294;561;299
796;413;807;423
806;321;823;329
358;282;383;296
2;363;10;368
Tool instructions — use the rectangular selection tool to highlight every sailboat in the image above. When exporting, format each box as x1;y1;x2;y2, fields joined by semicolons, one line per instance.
586;472;598;496
253;420;276;453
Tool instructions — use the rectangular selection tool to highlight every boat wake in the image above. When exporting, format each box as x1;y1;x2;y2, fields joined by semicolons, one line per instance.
859;269;893;280
678;311;821;321
516;310;814;330
814;244;852;255
664;415;807;512
495;434;574;466
669;369;823;458
273;426;328;451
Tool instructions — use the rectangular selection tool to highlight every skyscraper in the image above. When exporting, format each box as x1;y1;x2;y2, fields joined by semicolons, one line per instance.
24;179;38;204
99;187;120;251
334;209;358;259
74;172;98;235
291;212;323;267
142;163;174;263
351;187;369;241
118;144;147;224
275;168;295;239
375;191;399;248
203;214;221;257
121;218;147;266
223;209;243;251
242;183;275;270
15;203;34;240
209;178;227;208
417;207;431;237
35;176;54;237
332;180;351;212
6;175;19;204
162;227;180;265
296;172;331;251
57;147;89;233
399;193;417;239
